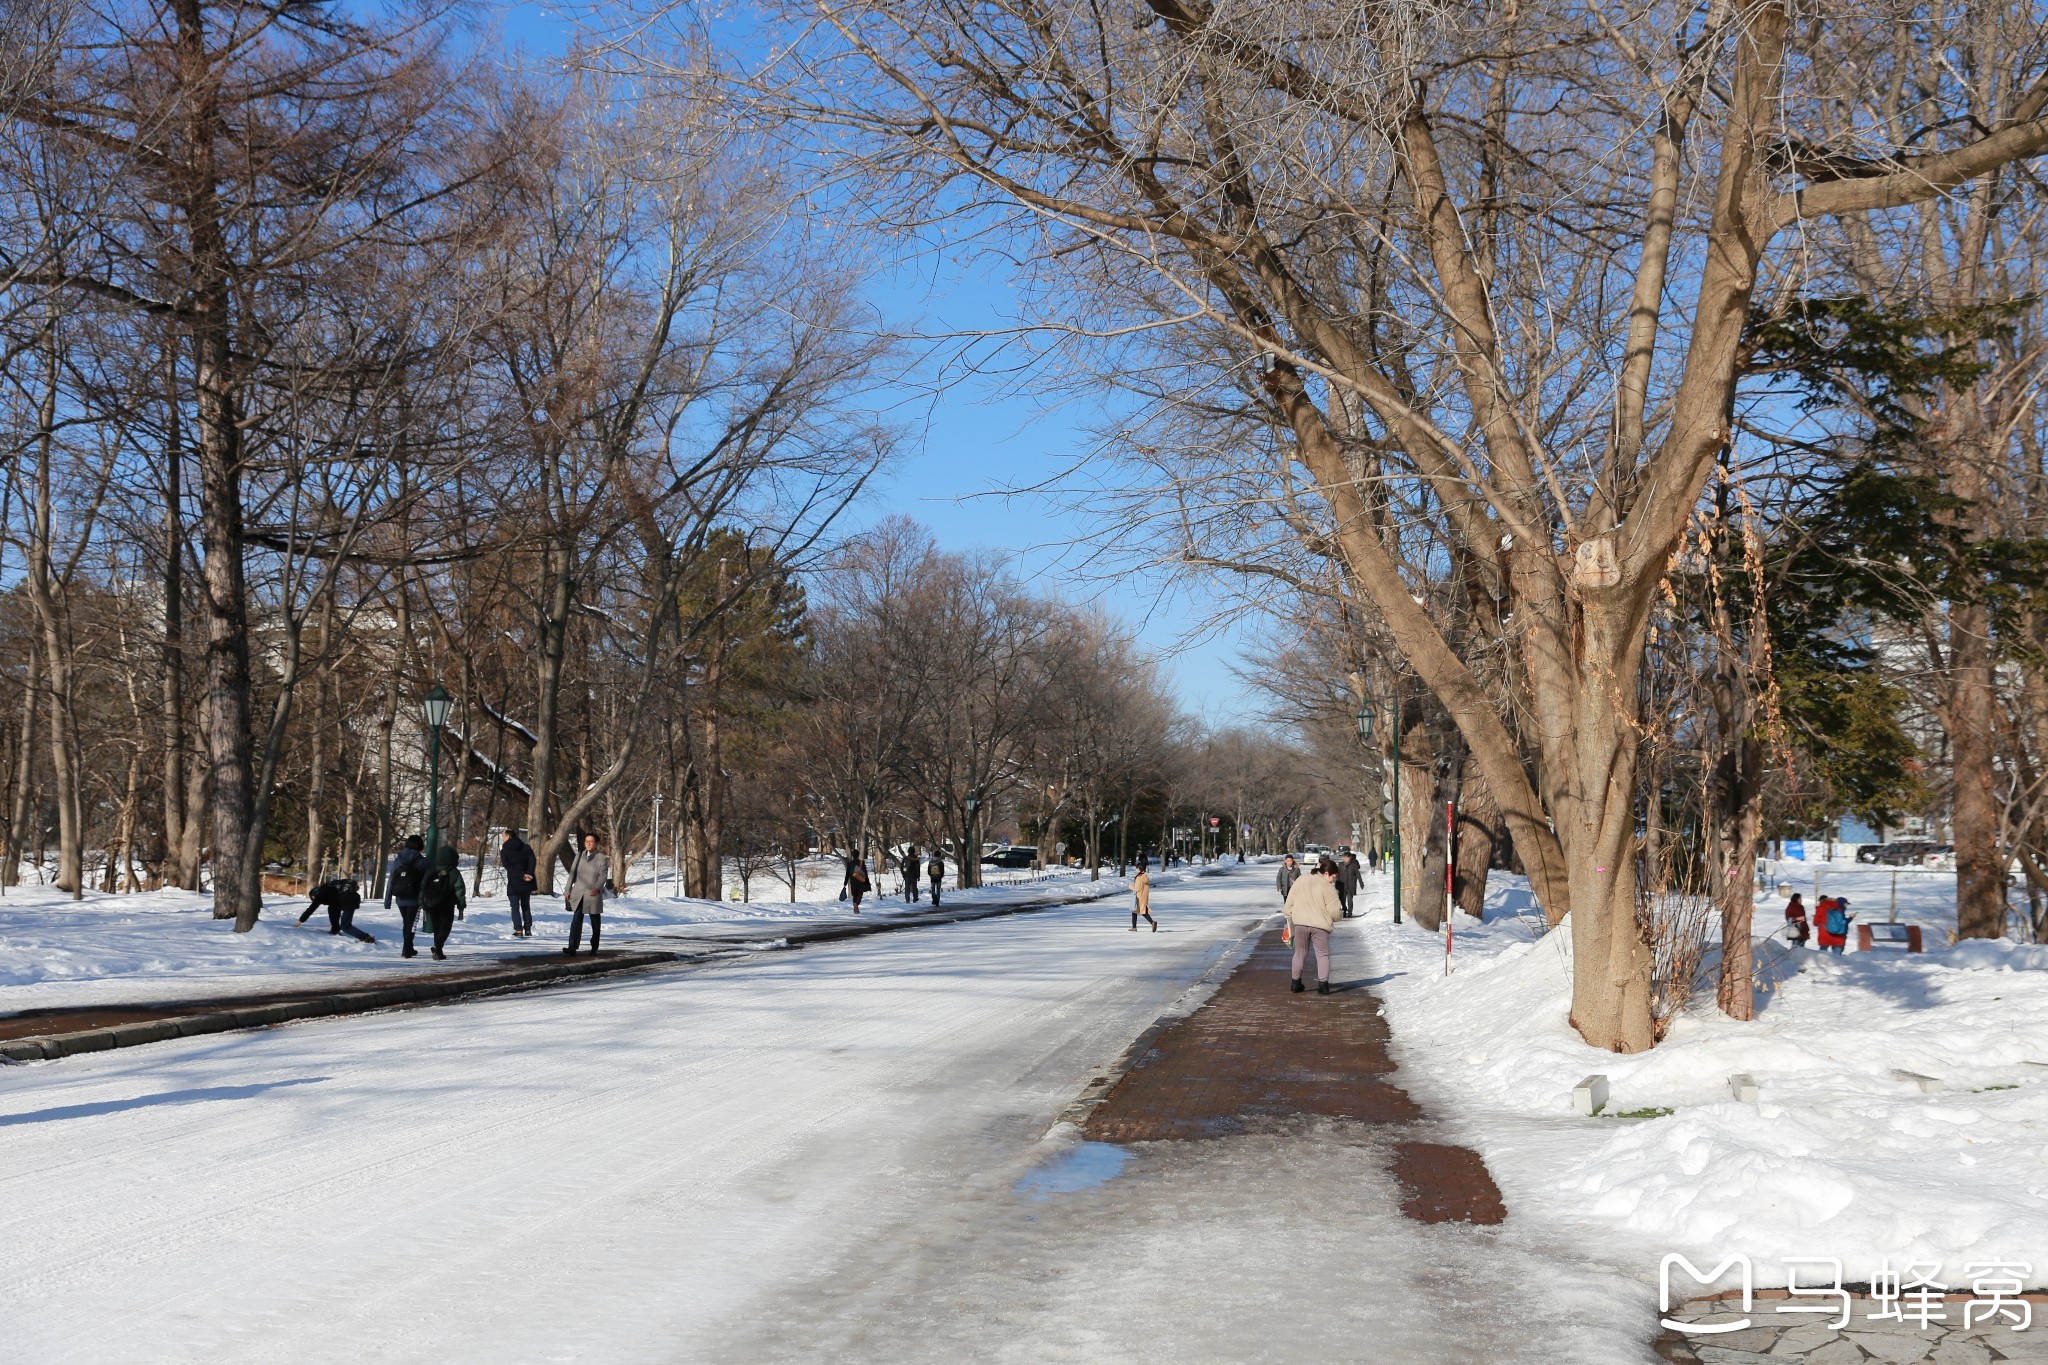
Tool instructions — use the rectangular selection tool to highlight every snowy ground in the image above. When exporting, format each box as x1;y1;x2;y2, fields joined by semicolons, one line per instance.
0;857;1181;1016
0;866;1656;1365
1353;865;2048;1295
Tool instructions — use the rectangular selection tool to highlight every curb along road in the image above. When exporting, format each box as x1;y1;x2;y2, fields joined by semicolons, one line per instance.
0;864;1238;1065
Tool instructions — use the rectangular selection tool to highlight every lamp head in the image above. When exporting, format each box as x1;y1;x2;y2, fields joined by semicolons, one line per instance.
422;684;453;730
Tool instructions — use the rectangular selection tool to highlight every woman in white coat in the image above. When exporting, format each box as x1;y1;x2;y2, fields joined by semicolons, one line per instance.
1282;855;1344;994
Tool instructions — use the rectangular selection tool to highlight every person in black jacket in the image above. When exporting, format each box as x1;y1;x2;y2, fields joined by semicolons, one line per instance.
902;844;921;902
500;829;538;938
925;849;944;906
300;877;375;942
384;835;430;959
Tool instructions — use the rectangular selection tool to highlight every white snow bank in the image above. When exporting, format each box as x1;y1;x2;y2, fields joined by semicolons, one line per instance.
1349;870;2048;1289
0;862;1175;1016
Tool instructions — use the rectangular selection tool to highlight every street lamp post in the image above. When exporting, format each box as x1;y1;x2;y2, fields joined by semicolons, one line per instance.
652;791;663;899
965;790;981;888
422;685;453;867
1358;696;1400;924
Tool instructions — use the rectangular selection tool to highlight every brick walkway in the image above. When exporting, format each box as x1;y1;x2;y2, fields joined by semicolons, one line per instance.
1083;926;1506;1225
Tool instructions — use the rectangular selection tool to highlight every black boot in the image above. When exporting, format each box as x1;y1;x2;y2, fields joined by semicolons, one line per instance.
1317;980;1331;995
1290;977;1305;994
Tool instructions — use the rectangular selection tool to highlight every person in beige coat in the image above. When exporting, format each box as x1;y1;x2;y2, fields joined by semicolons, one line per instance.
1283;854;1344;994
563;833;611;955
1130;867;1157;932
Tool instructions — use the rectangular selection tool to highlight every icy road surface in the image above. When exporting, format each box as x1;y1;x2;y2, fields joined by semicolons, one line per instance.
0;866;1650;1364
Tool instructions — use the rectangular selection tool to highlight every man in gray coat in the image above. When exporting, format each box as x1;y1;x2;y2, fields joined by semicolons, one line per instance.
563;832;611;955
1338;850;1362;918
1275;854;1300;904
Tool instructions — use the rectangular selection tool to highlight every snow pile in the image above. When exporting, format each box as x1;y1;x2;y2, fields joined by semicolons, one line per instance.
1351;872;2048;1287
0;862;1172;1015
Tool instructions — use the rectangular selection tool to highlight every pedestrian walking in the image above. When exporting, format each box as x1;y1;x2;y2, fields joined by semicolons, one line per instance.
926;849;944;906
1131;866;1157;932
300;877;375;943
1783;892;1810;947
500;828;537;938
1816;896;1854;955
1283;854;1344;995
384;835;430;959
902;843;922;902
1275;854;1300;903
1367;846;1381;873
564;833;610;954
1338;850;1362;918
843;853;871;912
420;846;467;961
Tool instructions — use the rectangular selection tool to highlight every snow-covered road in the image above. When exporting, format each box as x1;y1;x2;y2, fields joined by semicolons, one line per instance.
0;867;1650;1364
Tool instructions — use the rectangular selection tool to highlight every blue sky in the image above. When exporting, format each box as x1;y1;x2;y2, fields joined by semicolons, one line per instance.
488;2;1260;721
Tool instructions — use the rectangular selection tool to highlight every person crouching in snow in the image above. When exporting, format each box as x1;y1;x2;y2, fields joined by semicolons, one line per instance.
1283;855;1344;995
1816;896;1854;955
1131;866;1157;932
301;877;374;943
1783;892;1810;947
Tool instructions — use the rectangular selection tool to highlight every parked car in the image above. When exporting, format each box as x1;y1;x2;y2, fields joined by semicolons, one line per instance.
981;846;1037;869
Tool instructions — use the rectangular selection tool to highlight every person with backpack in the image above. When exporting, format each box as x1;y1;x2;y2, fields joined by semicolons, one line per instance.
500;828;537;938
564;833;610;954
926;848;944;906
1130;865;1157;932
902;844;921;902
419;846;467;961
300;877;374;943
384;835;430;959
1816;896;1855;955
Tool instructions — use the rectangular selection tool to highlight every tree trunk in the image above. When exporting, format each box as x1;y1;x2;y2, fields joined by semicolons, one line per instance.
1453;766;1499;920
304;673;327;886
5;648;40;887
161;338;193;889
1951;602;2006;938
1399;752;1437;931
525;533;574;895
25;355;83;898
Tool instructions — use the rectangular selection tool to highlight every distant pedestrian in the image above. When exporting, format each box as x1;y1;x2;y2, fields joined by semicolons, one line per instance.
420;846;467;961
384;835;430;959
926;849;944;906
1367;846;1381;873
843;854;871;912
564;833;609;954
1338;851;1362;918
902;844;922;902
1275;854;1300;903
1131;866;1157;932
500;829;537;938
1783;892;1810;947
1283;854;1344;995
300;877;374;943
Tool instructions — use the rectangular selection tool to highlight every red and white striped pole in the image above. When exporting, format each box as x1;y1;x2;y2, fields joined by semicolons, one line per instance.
1444;800;1456;976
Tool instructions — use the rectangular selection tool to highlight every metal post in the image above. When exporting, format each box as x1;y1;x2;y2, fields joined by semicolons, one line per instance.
1890;868;1898;924
425;725;442;868
652;792;663;900
1391;693;1402;925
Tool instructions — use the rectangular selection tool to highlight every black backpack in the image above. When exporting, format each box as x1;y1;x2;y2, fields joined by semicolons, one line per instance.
390;855;425;902
421;867;457;915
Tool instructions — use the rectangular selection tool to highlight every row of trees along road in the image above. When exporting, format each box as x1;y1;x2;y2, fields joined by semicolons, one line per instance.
682;0;2048;1050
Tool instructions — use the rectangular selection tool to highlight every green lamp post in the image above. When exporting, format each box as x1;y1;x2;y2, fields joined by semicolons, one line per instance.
1358;697;1400;924
422;685;453;865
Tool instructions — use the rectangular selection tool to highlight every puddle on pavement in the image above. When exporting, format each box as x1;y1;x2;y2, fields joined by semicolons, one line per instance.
1016;1141;1131;1200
